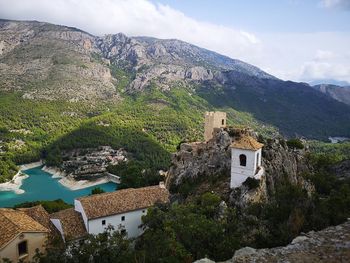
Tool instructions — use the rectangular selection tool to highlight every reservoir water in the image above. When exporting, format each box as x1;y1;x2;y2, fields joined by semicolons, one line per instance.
0;167;117;208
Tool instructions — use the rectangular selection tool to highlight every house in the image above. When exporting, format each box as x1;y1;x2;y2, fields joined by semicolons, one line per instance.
0;208;49;262
50;208;88;243
51;183;169;240
230;135;264;188
19;205;62;245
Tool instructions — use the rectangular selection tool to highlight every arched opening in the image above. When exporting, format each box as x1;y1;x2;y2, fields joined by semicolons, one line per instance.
239;154;247;166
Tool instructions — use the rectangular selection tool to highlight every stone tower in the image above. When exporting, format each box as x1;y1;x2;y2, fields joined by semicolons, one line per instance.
230;135;264;188
204;111;227;142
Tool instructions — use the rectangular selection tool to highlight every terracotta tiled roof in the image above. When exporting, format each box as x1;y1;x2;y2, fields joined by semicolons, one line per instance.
77;185;169;220
19;205;61;243
231;135;264;151
50;208;87;242
0;208;48;249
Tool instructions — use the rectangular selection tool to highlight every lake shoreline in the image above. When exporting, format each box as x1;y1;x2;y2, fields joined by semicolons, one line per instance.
0;171;28;194
59;176;112;190
0;160;44;194
0;160;115;194
41;165;113;190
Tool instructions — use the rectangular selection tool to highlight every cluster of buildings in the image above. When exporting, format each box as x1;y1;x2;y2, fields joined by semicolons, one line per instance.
0;111;264;262
0;183;169;262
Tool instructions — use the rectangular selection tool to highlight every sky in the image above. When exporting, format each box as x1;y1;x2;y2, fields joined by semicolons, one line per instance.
0;0;349;84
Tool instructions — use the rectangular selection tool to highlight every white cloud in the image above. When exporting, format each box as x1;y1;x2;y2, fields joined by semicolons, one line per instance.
299;61;350;82
0;0;349;84
315;50;335;61
0;0;261;64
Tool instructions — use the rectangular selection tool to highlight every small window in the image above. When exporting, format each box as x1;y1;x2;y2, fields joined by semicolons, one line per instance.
239;154;247;167
222;119;225;125
18;241;28;257
121;216;125;221
142;210;145;213
102;220;106;225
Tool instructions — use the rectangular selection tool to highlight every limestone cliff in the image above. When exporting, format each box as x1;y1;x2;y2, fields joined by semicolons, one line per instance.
167;128;313;206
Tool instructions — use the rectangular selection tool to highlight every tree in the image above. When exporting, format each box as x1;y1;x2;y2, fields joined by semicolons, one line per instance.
90;187;105;195
34;226;133;263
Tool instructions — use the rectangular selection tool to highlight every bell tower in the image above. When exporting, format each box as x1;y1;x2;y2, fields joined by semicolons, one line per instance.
230;135;264;188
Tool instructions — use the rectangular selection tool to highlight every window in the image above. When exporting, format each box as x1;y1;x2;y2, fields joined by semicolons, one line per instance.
222;119;225;125
102;220;106;225
121;216;125;221
256;153;260;168
239;154;247;166
18;241;28;257
121;229;126;235
142;210;145;213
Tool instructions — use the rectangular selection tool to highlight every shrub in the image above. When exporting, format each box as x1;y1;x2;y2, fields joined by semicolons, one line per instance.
243;177;260;190
287;138;304;149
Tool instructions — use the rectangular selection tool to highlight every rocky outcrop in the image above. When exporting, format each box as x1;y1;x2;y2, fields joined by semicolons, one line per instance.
168;129;232;187
313;84;350;106
168;128;313;206
259;138;314;197
195;219;350;263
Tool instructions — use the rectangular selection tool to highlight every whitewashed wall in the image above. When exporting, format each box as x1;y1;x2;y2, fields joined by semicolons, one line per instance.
88;208;147;238
230;148;262;188
50;218;65;242
74;200;89;231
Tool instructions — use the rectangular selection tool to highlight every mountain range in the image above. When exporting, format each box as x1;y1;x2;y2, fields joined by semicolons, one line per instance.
1;19;350;179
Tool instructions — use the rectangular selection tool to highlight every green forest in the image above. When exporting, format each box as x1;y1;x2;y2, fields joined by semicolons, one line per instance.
0;86;277;183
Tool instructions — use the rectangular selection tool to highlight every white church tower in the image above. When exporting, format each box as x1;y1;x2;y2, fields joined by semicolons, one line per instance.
230;135;264;188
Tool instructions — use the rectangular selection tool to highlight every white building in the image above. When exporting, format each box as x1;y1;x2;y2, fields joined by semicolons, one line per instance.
50;183;169;241
230;135;264;188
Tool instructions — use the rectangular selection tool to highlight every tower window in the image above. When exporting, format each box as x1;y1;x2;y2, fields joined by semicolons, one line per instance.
18;241;28;257
102;220;106;225
121;216;125;221
222;119;225;125
239;154;247;167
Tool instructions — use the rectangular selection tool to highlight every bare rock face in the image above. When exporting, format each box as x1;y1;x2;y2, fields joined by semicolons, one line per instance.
0;20;118;101
168;128;313;206
216;219;350;262
261;138;314;196
168;129;233;187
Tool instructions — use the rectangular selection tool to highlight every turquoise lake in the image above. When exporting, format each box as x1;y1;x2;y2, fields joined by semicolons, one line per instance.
0;167;117;208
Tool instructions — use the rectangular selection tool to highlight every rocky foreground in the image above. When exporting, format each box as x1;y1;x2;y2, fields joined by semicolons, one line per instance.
196;219;350;263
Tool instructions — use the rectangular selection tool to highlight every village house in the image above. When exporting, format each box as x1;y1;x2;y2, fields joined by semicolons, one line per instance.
51;183;169;240
0;207;49;262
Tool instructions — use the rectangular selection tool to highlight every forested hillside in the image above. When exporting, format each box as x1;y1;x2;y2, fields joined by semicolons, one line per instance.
1;19;350;181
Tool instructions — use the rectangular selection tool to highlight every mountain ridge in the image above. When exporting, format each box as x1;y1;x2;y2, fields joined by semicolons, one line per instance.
1;19;350;141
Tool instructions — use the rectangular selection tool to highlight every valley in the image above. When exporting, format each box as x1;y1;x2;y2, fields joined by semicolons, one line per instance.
0;18;350;263
1;19;350;184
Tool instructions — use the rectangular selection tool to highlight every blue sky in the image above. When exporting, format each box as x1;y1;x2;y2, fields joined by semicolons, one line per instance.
151;0;350;33
0;0;349;84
